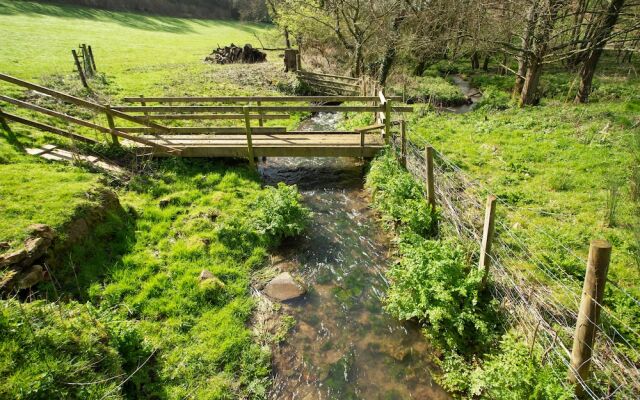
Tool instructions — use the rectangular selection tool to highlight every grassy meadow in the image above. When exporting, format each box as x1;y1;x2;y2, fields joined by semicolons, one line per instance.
0;0;271;92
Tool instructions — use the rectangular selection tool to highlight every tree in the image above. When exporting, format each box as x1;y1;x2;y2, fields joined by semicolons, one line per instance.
575;0;626;102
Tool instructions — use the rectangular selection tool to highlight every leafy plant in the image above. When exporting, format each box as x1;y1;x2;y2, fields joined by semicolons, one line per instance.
384;233;499;353
366;150;437;237
0;300;156;399
253;182;311;244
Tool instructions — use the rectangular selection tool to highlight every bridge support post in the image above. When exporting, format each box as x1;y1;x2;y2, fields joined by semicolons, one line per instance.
104;105;120;146
257;101;263;127
243;106;255;167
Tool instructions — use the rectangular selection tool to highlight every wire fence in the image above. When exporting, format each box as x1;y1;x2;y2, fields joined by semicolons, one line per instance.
391;134;640;399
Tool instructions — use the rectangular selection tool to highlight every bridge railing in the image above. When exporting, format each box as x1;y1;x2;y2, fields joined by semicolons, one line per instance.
0;73;182;155
0;72;412;161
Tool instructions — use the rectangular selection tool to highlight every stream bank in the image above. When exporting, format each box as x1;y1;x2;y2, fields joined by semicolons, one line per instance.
257;113;450;399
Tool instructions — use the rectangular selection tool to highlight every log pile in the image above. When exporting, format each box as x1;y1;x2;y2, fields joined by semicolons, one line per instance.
205;44;267;64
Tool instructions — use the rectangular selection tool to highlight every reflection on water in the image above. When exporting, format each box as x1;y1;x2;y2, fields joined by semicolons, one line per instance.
258;113;450;400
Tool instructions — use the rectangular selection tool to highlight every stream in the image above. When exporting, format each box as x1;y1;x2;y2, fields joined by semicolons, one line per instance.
258;113;450;400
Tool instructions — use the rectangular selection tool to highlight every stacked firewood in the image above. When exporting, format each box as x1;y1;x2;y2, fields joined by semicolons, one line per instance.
205;44;266;64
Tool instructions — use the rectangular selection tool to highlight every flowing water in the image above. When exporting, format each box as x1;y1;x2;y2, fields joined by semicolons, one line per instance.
446;75;482;114
258;113;450;400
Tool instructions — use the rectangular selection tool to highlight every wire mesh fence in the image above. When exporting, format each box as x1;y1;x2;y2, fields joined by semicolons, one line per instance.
391;133;640;399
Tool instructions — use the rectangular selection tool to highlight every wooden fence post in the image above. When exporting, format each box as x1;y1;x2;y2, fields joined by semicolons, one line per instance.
479;195;497;289
140;95;148;118
400;120;407;167
568;239;612;398
104;105;119;146
71;50;88;89
88;45;97;71
296;51;301;72
257;101;263;127
81;44;93;77
425;145;436;211
243;105;255;167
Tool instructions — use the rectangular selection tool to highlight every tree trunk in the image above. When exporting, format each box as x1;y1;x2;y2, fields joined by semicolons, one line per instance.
284;28;291;48
378;15;403;86
519;0;564;106
483;54;490;71
575;0;626;103
471;51;480;70
514;0;539;98
520;58;544;105
353;42;363;77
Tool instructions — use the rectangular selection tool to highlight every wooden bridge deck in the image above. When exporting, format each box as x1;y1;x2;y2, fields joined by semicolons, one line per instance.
141;133;385;157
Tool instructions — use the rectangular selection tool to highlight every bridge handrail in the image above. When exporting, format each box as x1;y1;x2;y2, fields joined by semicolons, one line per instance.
0;73;182;154
121;95;403;103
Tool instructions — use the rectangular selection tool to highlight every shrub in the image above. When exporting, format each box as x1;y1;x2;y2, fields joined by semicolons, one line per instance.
366;150;436;236
409;76;466;106
384;233;499;352
425;60;460;76
467;332;573;399
475;85;512;111
253;182;311;244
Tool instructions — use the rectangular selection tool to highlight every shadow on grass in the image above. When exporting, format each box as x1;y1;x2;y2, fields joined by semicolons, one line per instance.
0;0;194;33
0;0;269;35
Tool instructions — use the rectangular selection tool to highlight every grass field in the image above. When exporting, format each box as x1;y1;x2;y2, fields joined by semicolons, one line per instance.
0;0;272;92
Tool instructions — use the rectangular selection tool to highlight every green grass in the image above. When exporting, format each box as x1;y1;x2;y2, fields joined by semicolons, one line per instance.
0;0;272;93
402;76;466;105
0;162;100;249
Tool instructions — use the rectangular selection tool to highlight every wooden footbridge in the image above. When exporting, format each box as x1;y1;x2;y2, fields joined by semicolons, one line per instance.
0;73;411;165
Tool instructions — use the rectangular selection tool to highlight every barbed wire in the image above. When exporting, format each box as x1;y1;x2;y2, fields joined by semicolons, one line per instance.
390;133;640;399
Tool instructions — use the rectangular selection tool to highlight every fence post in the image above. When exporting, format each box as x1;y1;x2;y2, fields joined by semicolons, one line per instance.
87;45;97;71
257;101;263;127
71;50;88;89
243;105;255;167
479;195;497;289
80;44;93;77
296;51;301;71
425;145;436;211
568;239;612;398
140;95;148;118
104;105;119;146
400;120;407;167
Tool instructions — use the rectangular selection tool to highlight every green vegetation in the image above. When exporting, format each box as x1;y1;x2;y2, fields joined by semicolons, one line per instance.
407;66;640;346
405;76;467;106
0;2;312;399
0;162;100;250
367;151;573;398
0;299;153;399
0;0;272;92
366;150;436;236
